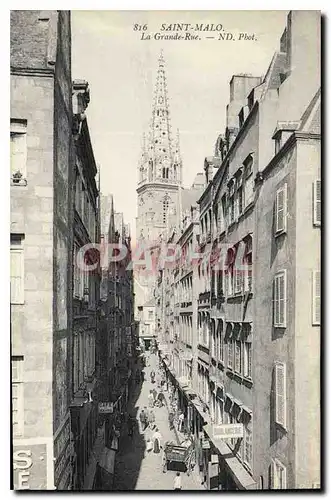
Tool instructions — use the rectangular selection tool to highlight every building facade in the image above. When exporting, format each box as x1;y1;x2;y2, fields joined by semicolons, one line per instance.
70;80;101;490
156;10;320;491
10;10;74;490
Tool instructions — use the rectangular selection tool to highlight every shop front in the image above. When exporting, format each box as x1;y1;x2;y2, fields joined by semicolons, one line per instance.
203;423;256;490
70;392;99;490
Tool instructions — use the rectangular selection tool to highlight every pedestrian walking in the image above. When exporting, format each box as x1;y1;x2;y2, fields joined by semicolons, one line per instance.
178;412;184;432
174;472;182;490
157;391;165;407
127;415;135;437
148;390;154;408
152;387;157;402
168;411;175;430
148;409;155;429
139;408;148;431
152;427;162;454
150;370;155;384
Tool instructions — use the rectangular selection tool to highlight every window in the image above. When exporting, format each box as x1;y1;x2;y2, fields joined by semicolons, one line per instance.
244;425;252;468
10;235;24;304
10;120;27;183
228;183;235;225
162;167;169;179
221;195;227;233
244;237;253;292
73;335;79;393
235;340;242;373
244;159;254;207
271;459;287;489
163;199;169;225
275;184;287;234
227;339;233;369
273;270;287;327
243;342;252;378
237;185;243;216
219;322;224;362
74;244;80;298
275;362;286;428
312;270;320;325
313;180;321;226
148;310;153;319
12;357;24;437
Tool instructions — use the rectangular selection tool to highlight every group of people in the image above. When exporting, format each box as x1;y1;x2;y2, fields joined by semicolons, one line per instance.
148;388;165;408
139;406;156;431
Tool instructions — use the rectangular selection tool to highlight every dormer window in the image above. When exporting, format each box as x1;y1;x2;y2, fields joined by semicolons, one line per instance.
272;121;300;156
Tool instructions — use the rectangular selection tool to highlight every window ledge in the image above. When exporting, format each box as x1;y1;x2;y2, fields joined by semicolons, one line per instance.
273;323;286;328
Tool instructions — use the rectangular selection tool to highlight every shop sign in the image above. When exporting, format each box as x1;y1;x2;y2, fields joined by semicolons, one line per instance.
213;423;244;439
13;445;47;490
202;439;210;449
99;402;114;414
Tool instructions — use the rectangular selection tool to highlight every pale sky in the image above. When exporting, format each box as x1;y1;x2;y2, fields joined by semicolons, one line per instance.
71;10;288;242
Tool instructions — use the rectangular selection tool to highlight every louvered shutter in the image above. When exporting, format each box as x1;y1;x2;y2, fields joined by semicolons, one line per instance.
313;180;321;226
312;270;321;325
276;184;287;233
274;271;286;327
275;363;286;428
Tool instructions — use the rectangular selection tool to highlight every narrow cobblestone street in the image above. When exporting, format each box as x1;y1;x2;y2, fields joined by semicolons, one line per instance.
113;353;203;491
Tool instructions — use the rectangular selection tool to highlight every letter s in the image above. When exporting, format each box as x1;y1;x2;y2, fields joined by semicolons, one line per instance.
13;450;32;470
160;24;166;31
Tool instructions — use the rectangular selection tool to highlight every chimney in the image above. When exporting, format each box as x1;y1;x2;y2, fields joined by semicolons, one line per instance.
226;74;262;134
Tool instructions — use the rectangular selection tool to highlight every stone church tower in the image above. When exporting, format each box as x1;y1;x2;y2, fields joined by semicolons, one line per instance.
134;51;183;319
136;51;183;244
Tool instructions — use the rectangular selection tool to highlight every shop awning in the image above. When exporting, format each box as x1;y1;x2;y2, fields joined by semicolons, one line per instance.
98;447;116;476
203;424;256;490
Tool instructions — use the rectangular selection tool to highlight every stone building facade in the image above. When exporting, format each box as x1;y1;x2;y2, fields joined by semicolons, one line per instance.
156;10;320;491
70;80;101;490
10;10;74;490
98;195;136;460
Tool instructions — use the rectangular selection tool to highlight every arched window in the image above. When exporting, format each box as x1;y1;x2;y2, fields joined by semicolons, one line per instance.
162;167;169;179
148;160;153;181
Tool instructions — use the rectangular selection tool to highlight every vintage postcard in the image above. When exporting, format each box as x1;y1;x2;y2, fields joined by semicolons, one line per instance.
10;10;321;491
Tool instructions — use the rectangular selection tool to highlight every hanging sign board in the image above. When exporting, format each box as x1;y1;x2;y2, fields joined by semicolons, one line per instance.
98;402;114;414
212;424;244;439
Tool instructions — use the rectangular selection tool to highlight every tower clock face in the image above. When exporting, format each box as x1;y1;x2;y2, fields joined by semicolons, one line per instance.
158;97;164;104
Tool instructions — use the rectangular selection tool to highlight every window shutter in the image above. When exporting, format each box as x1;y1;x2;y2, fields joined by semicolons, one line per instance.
275;184;287;233
274;271;286;327
313;180;321;226
275;363;286;428
312;270;321;325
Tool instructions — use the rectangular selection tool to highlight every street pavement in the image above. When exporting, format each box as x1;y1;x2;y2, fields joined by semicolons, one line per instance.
113;352;204;491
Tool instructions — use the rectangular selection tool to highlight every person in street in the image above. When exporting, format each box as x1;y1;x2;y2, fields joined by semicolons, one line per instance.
148;390;154;408
150;369;155;384
168;411;175;430
152;387;157;402
145;438;153;457
178;412;184;432
157;391;165;407
174;472;182;490
139;408;148;431
152;427;162;454
148;409;155;429
127;415;135;437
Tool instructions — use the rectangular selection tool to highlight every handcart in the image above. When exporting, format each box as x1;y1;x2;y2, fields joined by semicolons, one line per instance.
162;442;195;476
